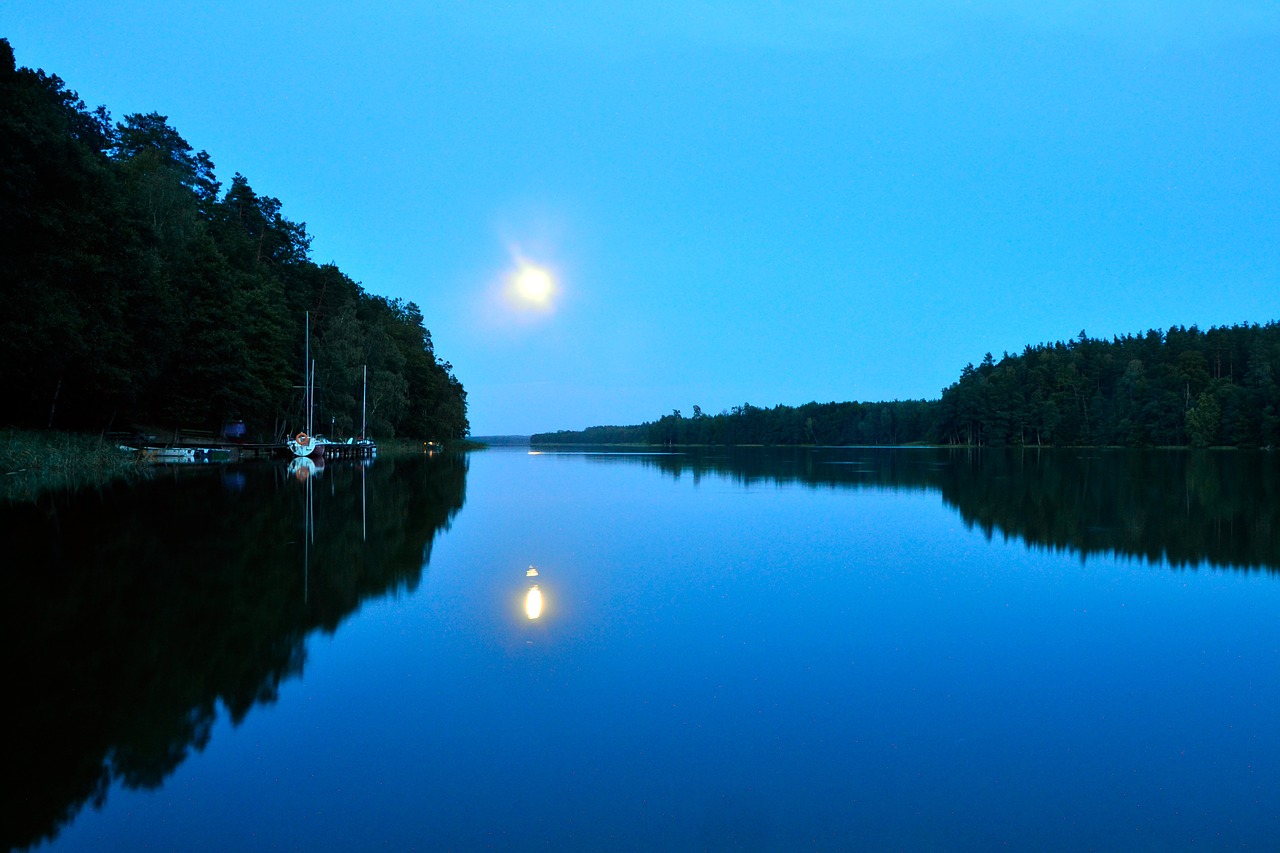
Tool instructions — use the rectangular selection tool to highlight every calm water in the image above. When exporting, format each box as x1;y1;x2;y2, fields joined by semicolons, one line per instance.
6;447;1280;851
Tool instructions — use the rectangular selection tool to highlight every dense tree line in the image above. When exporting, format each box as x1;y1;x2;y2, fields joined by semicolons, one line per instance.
935;324;1280;448
535;323;1280;448
0;40;467;440
534;399;937;446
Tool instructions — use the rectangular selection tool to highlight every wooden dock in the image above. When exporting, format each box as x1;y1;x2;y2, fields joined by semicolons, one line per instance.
117;435;377;463
316;441;377;461
117;415;379;464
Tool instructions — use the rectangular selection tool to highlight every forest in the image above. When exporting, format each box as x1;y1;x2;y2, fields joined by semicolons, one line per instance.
534;322;1280;448
0;39;468;441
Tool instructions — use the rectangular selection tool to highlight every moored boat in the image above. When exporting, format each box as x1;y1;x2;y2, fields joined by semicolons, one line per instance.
122;445;234;463
288;311;326;458
287;431;326;458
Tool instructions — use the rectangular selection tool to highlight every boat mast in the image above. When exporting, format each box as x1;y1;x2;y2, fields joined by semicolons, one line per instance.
304;311;311;436
310;360;316;437
362;364;368;440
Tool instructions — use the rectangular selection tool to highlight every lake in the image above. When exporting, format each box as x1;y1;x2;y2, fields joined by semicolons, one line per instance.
6;446;1280;851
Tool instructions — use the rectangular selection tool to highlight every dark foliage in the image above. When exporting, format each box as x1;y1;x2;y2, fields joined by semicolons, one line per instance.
933;325;1280;448
534;324;1280;448
0;39;467;440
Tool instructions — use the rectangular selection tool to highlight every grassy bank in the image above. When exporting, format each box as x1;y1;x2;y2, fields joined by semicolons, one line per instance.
0;429;143;503
0;431;483;503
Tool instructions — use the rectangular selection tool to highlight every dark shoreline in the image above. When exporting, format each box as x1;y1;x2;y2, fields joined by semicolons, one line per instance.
0;429;144;503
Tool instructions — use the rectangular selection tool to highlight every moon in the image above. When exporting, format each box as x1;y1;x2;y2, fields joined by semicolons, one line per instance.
508;262;556;308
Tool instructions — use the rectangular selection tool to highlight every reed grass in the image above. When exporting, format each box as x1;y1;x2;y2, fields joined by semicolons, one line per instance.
0;429;143;503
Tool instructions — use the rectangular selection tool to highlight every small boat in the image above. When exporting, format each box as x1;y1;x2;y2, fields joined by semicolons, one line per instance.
147;446;197;462
288;312;325;459
287;431;326;459
124;446;230;463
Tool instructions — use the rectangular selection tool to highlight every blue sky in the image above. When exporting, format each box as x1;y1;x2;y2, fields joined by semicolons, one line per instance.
4;2;1278;434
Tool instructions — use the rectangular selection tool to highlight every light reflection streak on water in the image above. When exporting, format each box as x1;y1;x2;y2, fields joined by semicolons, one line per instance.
525;586;544;619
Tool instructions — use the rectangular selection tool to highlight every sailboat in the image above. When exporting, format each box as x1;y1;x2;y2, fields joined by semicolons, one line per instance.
287;312;326;459
344;364;377;458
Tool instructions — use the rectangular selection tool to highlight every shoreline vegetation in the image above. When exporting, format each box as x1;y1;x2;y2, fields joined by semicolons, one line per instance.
533;323;1280;450
0;39;467;445
0;429;144;503
0;430;480;504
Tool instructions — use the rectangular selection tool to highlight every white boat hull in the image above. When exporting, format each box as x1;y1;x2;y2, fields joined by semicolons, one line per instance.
287;435;326;458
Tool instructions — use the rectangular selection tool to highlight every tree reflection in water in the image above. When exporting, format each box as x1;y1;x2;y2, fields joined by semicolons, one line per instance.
0;454;466;851
573;446;1280;572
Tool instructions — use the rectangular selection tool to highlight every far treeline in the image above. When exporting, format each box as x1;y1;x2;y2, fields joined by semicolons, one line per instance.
534;323;1280;448
0;39;467;441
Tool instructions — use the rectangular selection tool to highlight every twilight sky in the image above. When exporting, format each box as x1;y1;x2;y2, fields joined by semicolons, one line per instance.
4;2;1278;435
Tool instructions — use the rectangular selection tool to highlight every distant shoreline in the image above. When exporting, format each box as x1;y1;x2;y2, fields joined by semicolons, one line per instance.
467;435;532;447
524;441;1258;451
530;322;1280;450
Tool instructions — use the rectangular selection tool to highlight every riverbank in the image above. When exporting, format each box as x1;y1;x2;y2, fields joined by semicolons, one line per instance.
0;431;483;503
0;429;144;503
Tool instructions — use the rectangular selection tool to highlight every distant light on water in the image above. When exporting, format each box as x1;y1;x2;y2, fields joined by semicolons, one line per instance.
525;586;544;620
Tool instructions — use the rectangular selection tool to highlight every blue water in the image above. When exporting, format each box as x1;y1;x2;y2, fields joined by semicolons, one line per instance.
20;448;1280;850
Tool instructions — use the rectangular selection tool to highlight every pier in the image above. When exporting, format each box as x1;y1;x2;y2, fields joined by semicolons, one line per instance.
114;428;377;463
312;441;377;461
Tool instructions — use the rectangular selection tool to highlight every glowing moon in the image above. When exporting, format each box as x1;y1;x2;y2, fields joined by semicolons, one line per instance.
505;261;557;310
516;266;553;301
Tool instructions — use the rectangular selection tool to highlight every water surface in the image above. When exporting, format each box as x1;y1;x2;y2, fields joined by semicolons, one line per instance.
7;447;1280;850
